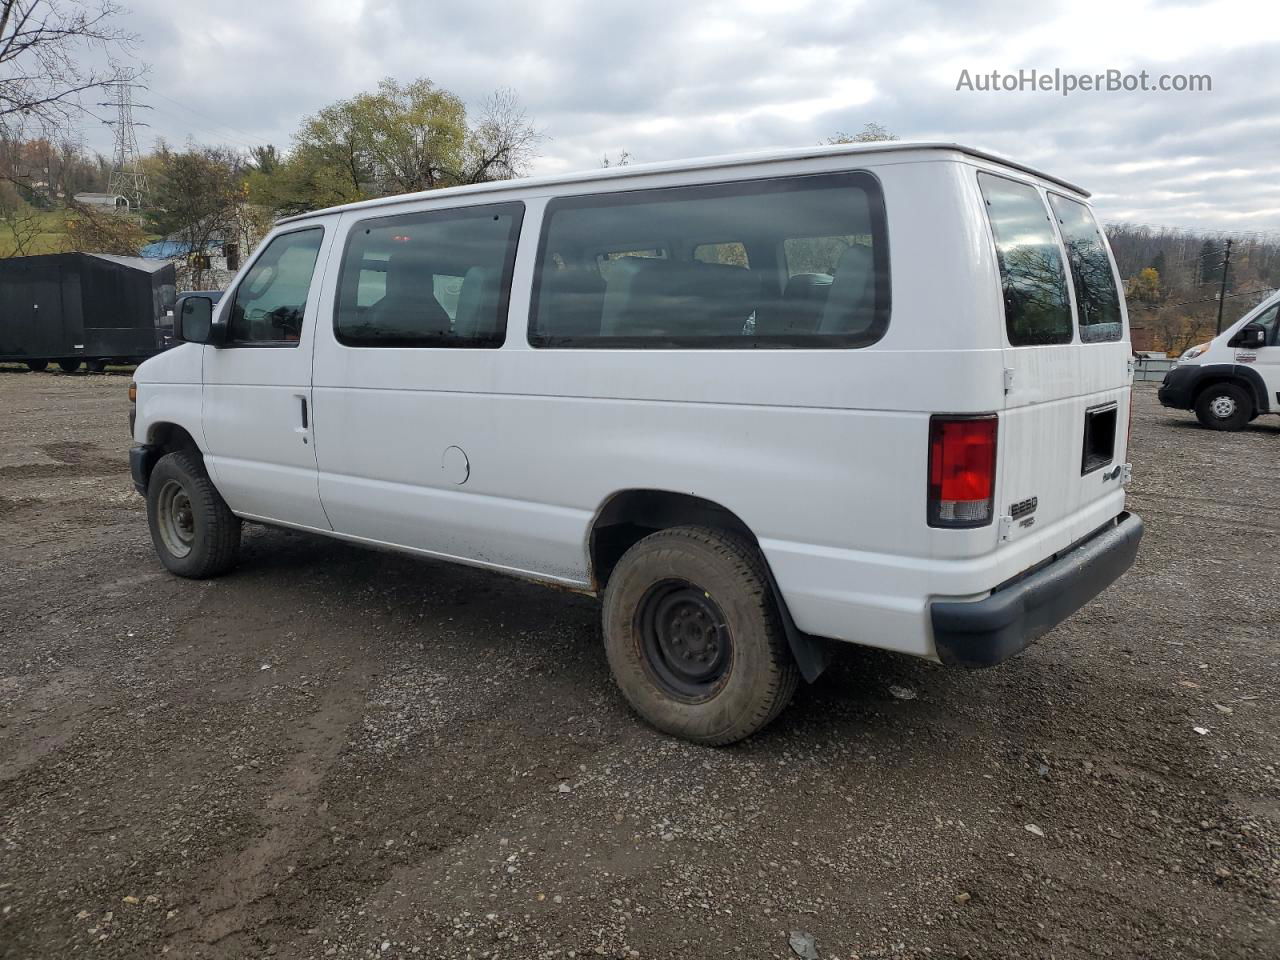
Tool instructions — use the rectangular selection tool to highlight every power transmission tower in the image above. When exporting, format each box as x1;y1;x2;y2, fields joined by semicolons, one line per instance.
100;83;151;211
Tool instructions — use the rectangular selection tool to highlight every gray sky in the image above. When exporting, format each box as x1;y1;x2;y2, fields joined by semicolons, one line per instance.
93;0;1280;232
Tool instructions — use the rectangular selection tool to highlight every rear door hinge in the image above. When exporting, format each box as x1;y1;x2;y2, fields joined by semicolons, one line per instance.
998;515;1014;541
1003;368;1015;394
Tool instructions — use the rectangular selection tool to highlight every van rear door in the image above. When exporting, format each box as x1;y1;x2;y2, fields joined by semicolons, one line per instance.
978;173;1130;552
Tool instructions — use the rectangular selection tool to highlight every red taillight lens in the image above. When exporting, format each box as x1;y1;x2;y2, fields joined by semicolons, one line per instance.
927;415;998;528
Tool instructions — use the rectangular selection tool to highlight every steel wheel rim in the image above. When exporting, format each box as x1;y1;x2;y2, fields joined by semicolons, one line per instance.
156;479;195;558
635;580;732;701
1210;395;1237;419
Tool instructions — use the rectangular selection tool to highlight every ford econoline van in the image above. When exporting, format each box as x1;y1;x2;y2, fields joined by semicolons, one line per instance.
129;142;1144;745
1158;290;1280;430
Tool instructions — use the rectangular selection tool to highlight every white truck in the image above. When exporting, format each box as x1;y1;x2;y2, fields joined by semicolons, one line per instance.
129;142;1143;744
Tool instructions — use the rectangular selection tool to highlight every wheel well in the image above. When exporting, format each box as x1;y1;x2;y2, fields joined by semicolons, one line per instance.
588;489;833;683
141;423;202;486
589;490;758;592
1195;376;1255;414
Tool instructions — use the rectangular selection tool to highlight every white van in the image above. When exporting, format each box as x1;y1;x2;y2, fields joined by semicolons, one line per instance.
1158;290;1280;430
129;142;1143;744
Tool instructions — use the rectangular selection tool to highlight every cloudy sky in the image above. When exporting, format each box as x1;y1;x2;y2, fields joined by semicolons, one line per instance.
90;0;1280;232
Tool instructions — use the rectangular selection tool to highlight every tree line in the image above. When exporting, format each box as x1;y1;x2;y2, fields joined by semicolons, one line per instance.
1107;223;1280;354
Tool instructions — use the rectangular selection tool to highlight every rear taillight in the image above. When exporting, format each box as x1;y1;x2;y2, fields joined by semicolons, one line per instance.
927;415;998;528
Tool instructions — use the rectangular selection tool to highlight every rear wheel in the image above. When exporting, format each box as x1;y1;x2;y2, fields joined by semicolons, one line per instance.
57;359;81;373
146;451;241;578
602;525;799;746
25;360;47;372
85;358;107;373
1195;382;1251;431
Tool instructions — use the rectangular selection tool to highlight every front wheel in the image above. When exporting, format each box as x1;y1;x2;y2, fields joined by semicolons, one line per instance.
1195;382;1251;431
146;451;242;578
602;526;799;746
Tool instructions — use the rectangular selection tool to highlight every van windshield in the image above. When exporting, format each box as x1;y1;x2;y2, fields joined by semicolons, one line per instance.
1048;194;1123;343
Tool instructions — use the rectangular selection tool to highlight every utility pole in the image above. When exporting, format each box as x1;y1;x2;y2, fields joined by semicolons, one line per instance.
99;83;151;211
1215;238;1233;334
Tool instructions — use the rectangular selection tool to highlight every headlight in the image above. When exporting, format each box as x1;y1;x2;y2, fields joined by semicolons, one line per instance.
1180;342;1210;361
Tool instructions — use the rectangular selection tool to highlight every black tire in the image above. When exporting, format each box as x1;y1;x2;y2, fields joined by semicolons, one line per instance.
57;359;81;374
1194;382;1251;431
85;358;107;373
146;451;241;578
25;360;47;372
602;525;799;746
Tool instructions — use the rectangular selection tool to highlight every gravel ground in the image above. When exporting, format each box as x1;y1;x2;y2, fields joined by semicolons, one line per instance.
0;368;1276;960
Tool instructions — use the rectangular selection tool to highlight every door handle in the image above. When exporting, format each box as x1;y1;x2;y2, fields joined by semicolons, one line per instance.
299;396;309;429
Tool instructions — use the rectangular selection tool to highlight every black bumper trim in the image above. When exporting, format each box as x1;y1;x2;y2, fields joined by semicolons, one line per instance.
931;512;1144;668
129;443;160;496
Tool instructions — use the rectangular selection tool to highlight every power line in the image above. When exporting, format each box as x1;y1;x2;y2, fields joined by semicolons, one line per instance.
146;90;274;149
1158;286;1274;310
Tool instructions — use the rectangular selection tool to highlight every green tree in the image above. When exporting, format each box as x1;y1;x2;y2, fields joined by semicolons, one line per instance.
148;144;243;288
249;78;541;215
827;123;898;144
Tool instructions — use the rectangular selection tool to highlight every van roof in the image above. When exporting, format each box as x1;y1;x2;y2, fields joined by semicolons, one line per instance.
276;141;1089;225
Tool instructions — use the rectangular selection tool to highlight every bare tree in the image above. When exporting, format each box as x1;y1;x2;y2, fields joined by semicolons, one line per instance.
462;88;543;184
65;196;143;255
0;0;141;137
601;150;631;168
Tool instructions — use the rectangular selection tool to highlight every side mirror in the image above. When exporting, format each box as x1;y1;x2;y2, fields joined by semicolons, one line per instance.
1227;322;1267;350
175;295;217;345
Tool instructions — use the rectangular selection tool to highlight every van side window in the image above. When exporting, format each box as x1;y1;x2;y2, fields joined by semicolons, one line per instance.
977;173;1073;347
1048;194;1123;343
334;202;523;348
226;228;324;345
529;172;889;348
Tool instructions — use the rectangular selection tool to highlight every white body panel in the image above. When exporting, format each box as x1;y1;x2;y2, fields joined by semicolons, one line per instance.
133;142;1133;661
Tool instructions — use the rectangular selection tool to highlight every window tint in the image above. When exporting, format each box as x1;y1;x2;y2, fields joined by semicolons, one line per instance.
978;173;1072;346
1048;194;1123;343
227;228;323;344
334;202;523;348
530;172;889;348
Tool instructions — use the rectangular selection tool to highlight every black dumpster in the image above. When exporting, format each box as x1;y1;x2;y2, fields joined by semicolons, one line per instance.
0;253;177;372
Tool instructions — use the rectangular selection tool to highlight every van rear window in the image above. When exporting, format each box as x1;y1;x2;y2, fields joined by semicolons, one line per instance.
529;172;890;349
1048;194;1123;343
978;173;1073;347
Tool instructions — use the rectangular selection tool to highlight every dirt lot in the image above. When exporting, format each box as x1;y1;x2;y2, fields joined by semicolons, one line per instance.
0;369;1276;960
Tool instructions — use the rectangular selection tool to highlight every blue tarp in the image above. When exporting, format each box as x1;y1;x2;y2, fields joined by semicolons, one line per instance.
140;240;193;259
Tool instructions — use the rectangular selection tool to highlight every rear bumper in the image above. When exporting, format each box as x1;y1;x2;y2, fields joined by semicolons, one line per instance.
930;511;1144;668
1157;366;1196;409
